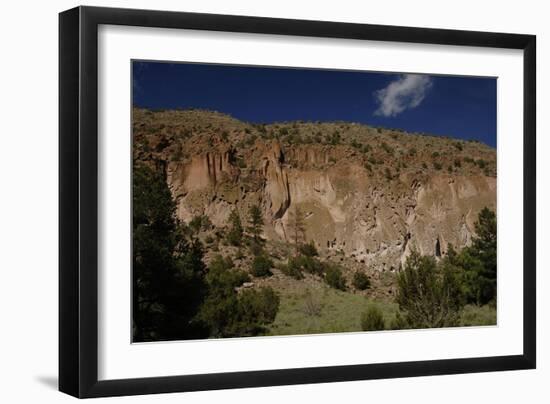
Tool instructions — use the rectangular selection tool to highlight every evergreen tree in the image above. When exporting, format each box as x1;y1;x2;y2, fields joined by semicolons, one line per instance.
449;207;497;305
248;204;263;241
226;209;243;246
132;164;208;341
288;205;306;253
471;207;497;304
198;255;279;337
396;250;464;329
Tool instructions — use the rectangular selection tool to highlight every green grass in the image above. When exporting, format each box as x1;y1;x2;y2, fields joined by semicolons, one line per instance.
265;282;496;336
267;285;398;336
460;304;497;326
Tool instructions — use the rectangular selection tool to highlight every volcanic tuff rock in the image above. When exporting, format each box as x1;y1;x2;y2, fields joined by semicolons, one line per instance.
133;108;496;272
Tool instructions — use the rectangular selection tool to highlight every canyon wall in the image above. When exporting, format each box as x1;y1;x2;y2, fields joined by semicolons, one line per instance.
134;108;497;272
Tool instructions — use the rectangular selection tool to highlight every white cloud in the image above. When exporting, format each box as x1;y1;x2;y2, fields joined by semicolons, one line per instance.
374;74;433;117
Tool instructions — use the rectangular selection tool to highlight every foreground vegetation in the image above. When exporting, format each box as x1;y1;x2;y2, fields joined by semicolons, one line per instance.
133;162;496;341
267;284;494;336
133;164;280;341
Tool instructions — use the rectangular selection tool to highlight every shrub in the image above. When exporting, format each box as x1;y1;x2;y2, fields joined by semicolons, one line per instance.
360;305;385;331
283;253;326;278
235;287;280;334
236;157;247;169
422;162;428;169
431;151;440;158
329;131;341;145
298;241;319;257
207;255;249;286
381;142;394;155
454;142;463;151
171;143;184;161
188;215;203;234
352;272;371;290
199;255;267;338
200;284;279;337
279;261;304;280
433;162;442;170
476;159;487;169
351;139;361;149
248;239;264;257
454;158;462;168
396;250;464;329
287;133;303;144
389;311;408;330
234;249;245;260
384;167;392;180
251;255;273;277
325;264;346;290
302;255;325;275
302;290;323;317
245;134;258;146
189;214;212;234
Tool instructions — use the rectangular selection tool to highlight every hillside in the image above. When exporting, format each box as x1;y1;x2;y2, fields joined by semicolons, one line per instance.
133;108;496;279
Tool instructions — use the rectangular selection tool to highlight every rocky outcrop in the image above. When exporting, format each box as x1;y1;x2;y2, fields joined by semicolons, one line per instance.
134;108;497;272
261;140;291;219
168;148;238;190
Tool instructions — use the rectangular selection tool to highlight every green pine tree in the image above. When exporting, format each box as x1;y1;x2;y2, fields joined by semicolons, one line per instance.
132;164;208;342
288;206;306;254
396;250;464;329
226;209;244;246
248;204;263;241
449;207;497;305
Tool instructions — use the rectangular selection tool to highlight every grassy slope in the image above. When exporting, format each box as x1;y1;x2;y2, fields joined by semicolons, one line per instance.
267;279;496;336
133;108;498;336
460;304;497;327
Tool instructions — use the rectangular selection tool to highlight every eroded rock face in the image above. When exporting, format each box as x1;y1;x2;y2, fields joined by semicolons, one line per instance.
166;148;240;223
134;108;497;272
165;143;495;272
278;164;494;272
170;150;237;190
261;140;291;220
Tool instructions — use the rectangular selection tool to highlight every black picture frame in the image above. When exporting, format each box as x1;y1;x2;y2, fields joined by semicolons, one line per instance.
59;5;536;398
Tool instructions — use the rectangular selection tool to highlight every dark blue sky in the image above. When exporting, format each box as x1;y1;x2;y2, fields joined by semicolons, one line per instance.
133;61;497;147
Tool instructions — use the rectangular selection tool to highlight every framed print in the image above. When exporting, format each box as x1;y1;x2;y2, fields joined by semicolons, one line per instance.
59;6;536;398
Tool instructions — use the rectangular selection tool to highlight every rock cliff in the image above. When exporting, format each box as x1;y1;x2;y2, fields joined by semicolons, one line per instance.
133;108;496;272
